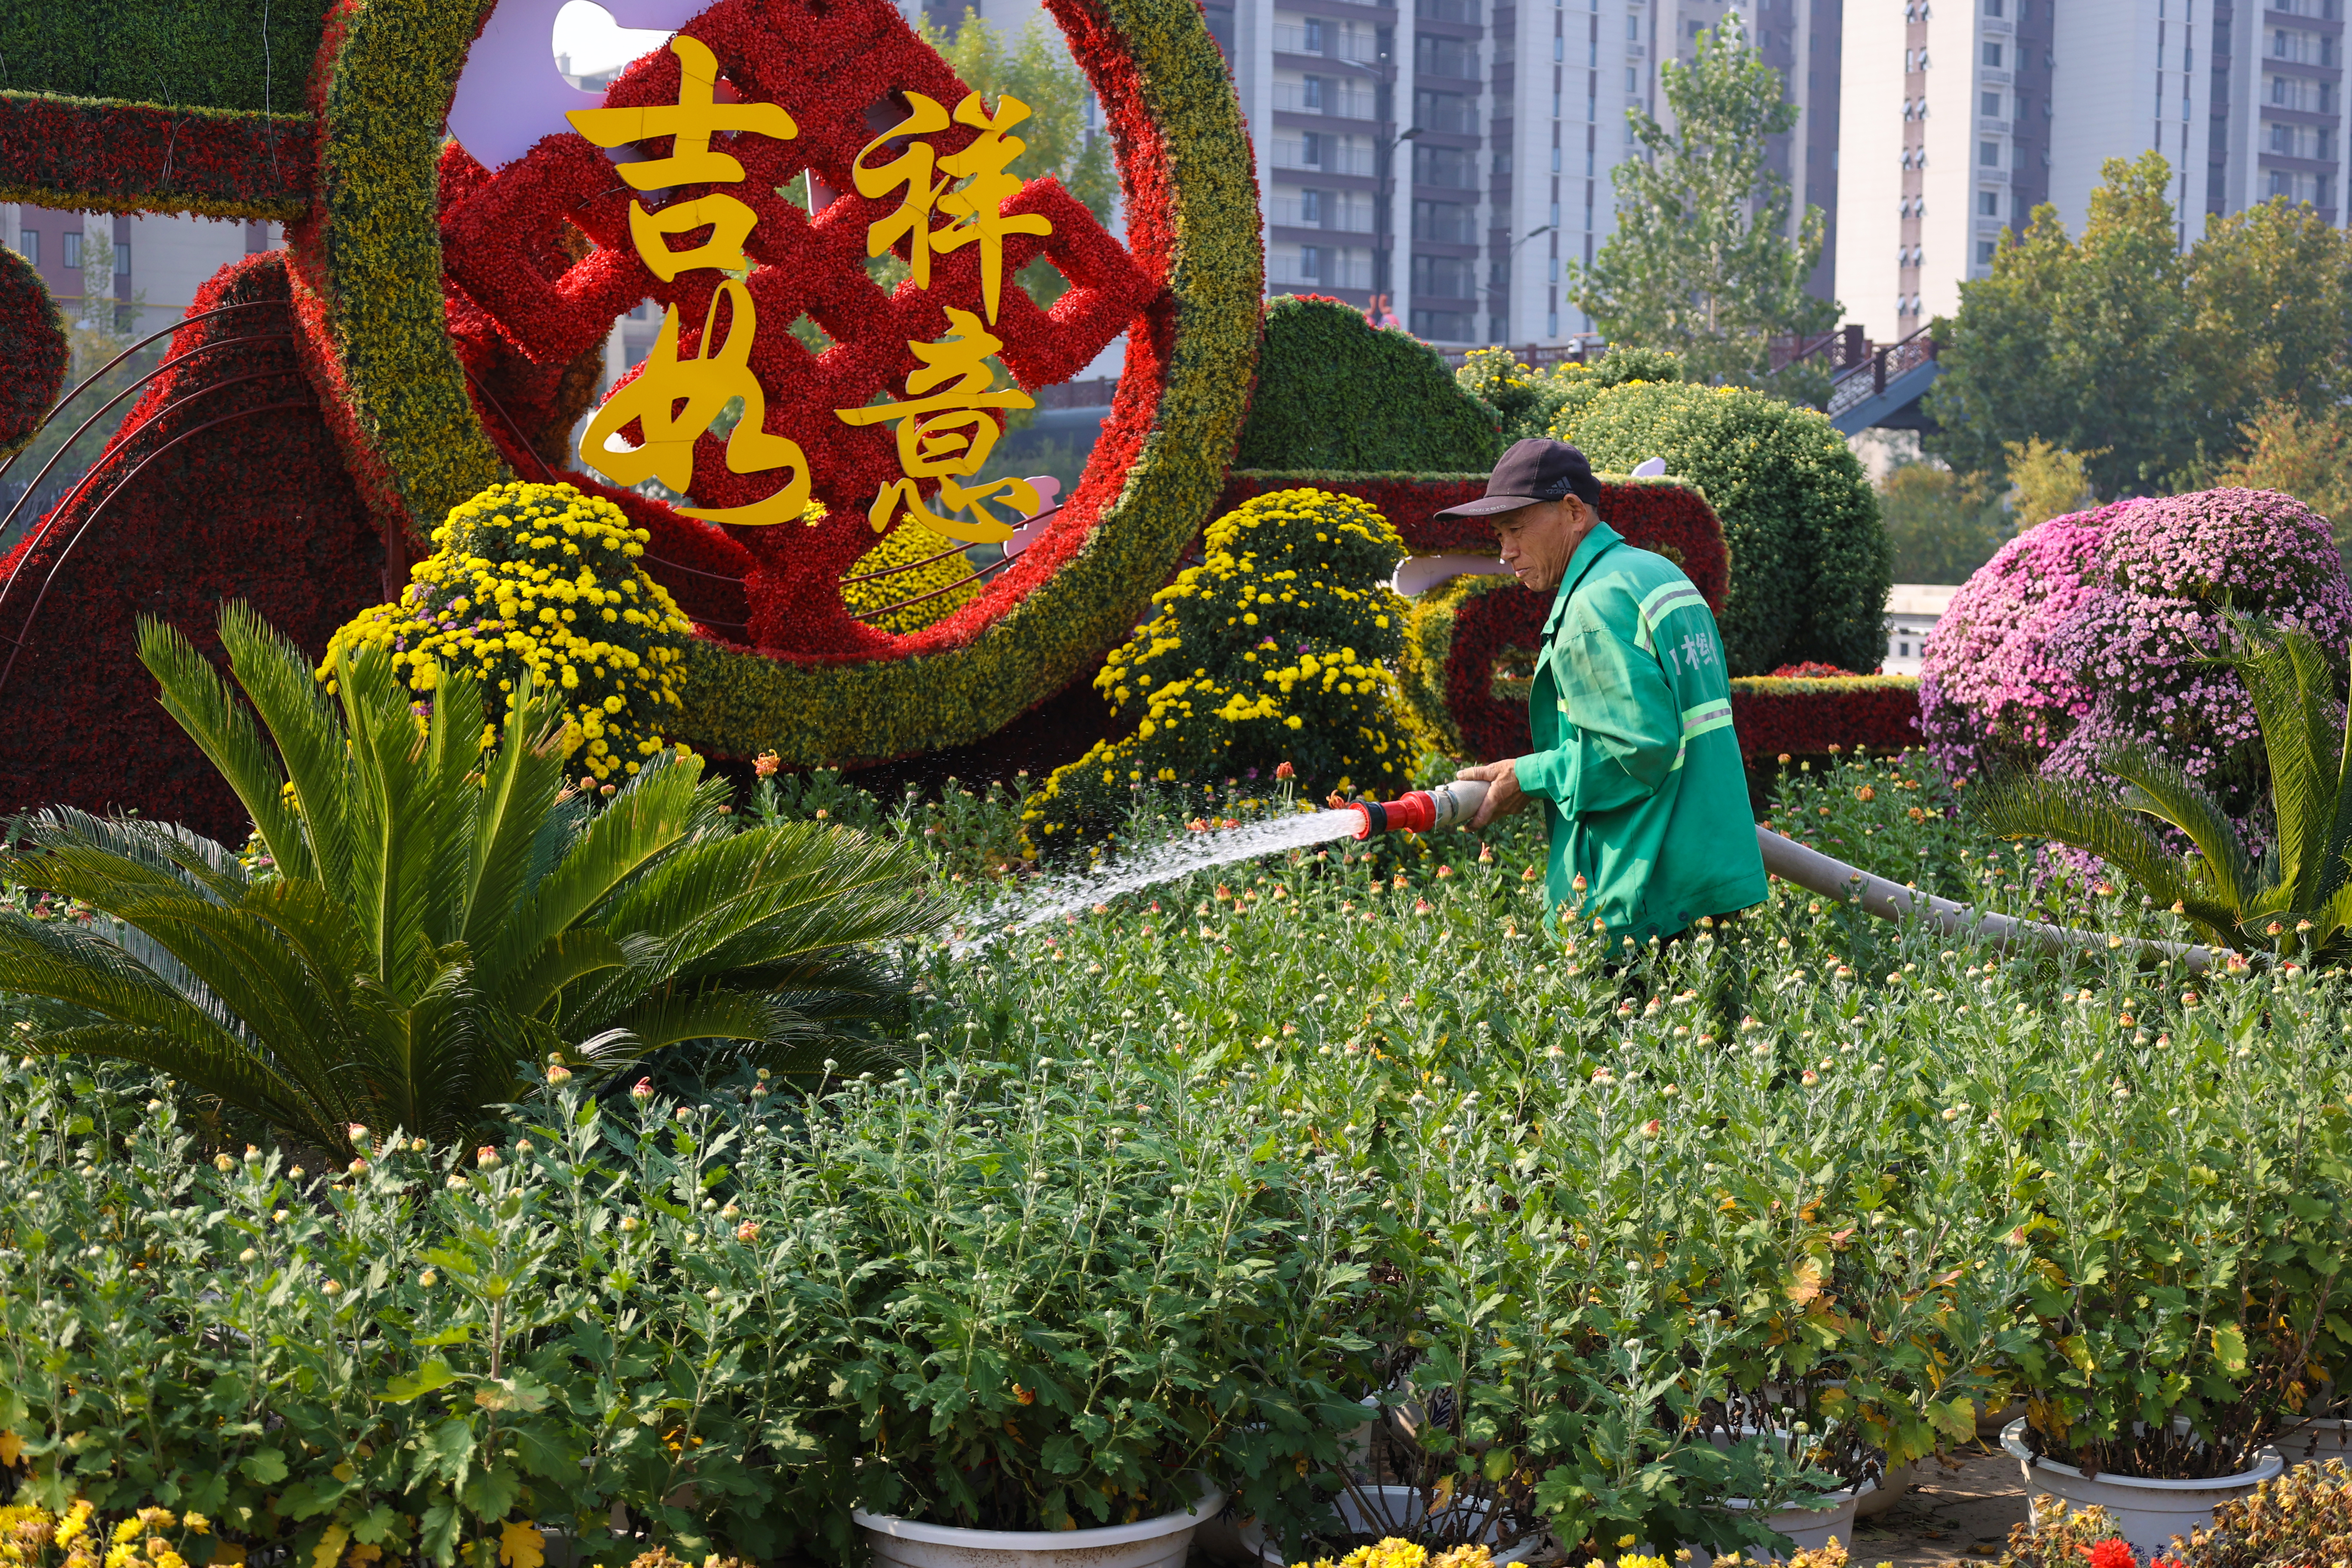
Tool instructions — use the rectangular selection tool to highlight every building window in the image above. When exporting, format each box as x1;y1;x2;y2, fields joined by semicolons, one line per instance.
1548;310;1560;335
15;230;34;267
1976;238;1997;263
1981;90;2001;116
1300;244;1324;278
1302;75;1325;109
1980;139;2000;165
114;241;130;276
62;232;82;269
1984;0;2003;12
1626;13;1638;36
1978;188;2000;214
1301;189;1325;223
1304;16;1324;50
1981;40;2003;66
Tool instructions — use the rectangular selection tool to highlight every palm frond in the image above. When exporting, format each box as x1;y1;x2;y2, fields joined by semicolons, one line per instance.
135;613;316;883
459;671;570;952
1970;772;2192;904
2223;621;2338;907
215;603;356;896
2103;746;2261;913
33;1020;335;1149
478;754;700;995
3;809;248;910
331;643;453;1004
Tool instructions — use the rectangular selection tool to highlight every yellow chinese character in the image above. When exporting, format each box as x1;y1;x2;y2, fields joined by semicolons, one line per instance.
834;306;1041;543
579;279;810;527
567;36;797;281
852;95;952;291
933;93;1054;324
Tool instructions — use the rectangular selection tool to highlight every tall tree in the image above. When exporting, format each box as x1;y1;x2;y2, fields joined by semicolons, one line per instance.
1925;153;2352;497
1568;16;1837;394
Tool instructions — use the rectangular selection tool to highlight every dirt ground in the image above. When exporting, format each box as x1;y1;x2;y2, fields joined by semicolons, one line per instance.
1844;1443;2030;1568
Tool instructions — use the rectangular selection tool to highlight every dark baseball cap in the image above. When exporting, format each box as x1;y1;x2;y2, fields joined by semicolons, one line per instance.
1435;438;1601;518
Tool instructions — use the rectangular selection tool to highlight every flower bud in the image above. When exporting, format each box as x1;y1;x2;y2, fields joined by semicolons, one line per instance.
630;1078;655;1102
476;1146;501;1170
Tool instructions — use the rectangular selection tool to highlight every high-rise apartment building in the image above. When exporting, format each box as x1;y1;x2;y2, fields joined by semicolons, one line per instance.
1214;0;1840;349
1838;0;2343;343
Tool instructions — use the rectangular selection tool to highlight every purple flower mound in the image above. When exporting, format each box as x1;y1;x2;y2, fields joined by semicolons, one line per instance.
1921;487;2352;817
1917;503;2129;781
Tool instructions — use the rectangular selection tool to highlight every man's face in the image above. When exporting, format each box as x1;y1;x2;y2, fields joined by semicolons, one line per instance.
1491;496;1593;592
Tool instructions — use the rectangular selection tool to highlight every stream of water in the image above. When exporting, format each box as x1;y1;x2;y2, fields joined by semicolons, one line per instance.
952;807;1367;950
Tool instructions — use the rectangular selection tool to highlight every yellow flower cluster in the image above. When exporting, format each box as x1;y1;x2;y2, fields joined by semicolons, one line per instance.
835;508;981;637
1289;1538;1499;1568
1023;488;1415;851
0;1502;215;1568
319;481;694;781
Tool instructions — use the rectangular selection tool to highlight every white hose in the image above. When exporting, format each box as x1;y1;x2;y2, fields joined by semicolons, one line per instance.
1754;826;2216;974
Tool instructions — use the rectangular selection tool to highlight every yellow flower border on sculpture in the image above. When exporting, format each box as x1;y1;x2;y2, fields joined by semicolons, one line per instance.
303;0;1261;768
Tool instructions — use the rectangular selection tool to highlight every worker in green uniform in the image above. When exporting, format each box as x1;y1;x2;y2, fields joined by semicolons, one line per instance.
1443;438;1767;944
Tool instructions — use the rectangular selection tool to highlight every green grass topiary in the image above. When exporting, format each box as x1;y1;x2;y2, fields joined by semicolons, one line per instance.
1234;296;1502;473
1555;381;1888;675
1458;343;1689;445
1022;487;1416;853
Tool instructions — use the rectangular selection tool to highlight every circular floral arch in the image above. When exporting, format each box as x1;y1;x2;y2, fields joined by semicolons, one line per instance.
290;0;1260;765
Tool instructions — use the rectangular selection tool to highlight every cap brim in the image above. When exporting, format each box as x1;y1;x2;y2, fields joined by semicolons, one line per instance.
1433;494;1544;519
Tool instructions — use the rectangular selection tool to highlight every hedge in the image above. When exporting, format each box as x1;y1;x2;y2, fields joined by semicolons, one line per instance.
0;243;66;462
1232;295;1503;474
0;0;320;114
0;93;312;219
1728;675;1923;761
1554;381;1890;677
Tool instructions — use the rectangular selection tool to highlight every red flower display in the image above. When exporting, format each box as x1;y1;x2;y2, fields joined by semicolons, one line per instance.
0;244;68;461
435;0;1157;659
0;254;385;836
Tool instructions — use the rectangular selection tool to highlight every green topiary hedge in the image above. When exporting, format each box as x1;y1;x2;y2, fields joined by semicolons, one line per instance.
1554;381;1889;676
0;0;320;113
1233;295;1502;473
1457;343;1689;445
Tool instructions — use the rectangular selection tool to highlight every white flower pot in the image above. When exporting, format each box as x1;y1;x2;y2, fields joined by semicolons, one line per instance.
2279;1417;2351;1468
1684;1483;1871;1568
1852;1461;1914;1519
1233;1484;1543;1568
2001;1418;2282;1560
857;1485;1225;1568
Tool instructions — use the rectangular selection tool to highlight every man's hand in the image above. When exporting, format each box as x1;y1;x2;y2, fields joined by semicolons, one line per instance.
1456;759;1530;830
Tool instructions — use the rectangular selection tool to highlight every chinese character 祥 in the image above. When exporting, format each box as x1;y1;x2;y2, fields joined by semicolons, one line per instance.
834;307;1041;543
854;91;1053;323
580;280;810;528
567;35;798;280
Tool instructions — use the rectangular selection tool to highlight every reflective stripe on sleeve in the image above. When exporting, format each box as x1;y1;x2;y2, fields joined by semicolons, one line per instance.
1633;581;1708;652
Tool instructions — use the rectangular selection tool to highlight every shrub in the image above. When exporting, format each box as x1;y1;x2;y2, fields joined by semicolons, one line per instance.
2040;488;2352;804
0;243;67;463
0;606;935;1152
837;514;978;636
1555;381;1889;675
1234;297;1502;473
1022;489;1414;849
1922;490;2352;824
1455;343;1688;446
1995;1504;2135;1568
1916;505;2118;781
322;481;695;783
1727;675;1923;762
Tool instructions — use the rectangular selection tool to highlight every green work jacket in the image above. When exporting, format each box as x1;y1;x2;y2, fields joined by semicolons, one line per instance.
1512;522;1767;943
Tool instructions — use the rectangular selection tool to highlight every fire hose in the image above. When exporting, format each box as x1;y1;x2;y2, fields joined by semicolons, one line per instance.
1345;779;2216;974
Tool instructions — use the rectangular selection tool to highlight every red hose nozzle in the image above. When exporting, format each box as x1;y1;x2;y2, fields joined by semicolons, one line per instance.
1346;780;1488;838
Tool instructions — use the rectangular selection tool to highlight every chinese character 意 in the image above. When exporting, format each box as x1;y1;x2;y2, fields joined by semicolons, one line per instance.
854;91;1054;323
933;93;1054;325
834;306;1040;543
567;35;797;281
852;95;952;291
579;279;810;528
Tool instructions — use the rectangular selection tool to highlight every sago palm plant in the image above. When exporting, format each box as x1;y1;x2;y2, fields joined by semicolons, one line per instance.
1973;619;2352;965
0;605;940;1152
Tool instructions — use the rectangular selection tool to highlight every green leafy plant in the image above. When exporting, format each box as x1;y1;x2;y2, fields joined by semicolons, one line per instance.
1023;487;1416;850
1234;297;1502;473
1973;620;2352;965
0;604;937;1153
1555;380;1888;677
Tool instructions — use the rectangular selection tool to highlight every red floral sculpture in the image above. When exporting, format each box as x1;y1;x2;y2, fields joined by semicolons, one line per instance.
435;0;1155;659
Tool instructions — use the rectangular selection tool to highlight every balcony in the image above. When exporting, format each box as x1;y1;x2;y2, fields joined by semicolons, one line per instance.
1420;0;1479;20
1274;82;1379;118
1269;252;1374;289
1412;211;1479;242
1272;138;1377;176
1414;99;1481;134
1270;196;1378;232
1272;24;1383;61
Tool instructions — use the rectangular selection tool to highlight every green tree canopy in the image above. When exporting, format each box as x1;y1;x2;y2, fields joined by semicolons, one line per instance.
1925;152;2352;497
1568;17;1837;395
